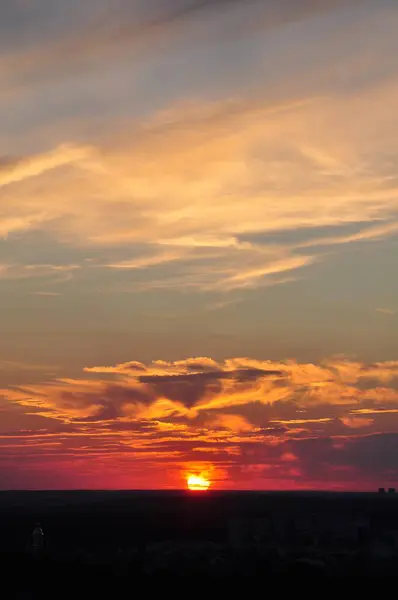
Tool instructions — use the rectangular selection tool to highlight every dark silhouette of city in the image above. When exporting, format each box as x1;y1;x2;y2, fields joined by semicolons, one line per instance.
2;489;398;595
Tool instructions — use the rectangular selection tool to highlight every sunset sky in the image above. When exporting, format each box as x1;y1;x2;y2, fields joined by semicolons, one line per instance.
1;0;398;490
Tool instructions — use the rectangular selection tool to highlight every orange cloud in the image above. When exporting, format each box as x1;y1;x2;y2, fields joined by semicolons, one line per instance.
209;414;256;433
340;416;374;429
352;408;398;415
2;353;398;490
280;452;298;462
3;356;398;431
1;354;398;491
376;308;397;315
2;80;398;290
272;418;333;425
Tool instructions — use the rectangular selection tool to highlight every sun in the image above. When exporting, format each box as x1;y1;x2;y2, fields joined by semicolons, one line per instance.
186;474;211;491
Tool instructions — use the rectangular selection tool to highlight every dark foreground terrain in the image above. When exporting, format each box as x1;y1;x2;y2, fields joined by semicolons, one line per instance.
1;490;398;595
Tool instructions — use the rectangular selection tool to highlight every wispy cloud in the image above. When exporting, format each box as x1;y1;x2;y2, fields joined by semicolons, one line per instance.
376;307;396;315
2;77;398;291
0;0;354;91
352;408;398;415
0;263;80;280
340;415;374;429
206;296;243;311
30;291;62;296
271;418;333;425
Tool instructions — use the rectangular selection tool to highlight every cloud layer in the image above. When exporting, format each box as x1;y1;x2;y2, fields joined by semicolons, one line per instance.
2;88;398;291
1;1;398;489
1;0;398;293
2;355;398;489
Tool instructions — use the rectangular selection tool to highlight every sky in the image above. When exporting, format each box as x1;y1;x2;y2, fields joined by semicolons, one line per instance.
1;0;398;490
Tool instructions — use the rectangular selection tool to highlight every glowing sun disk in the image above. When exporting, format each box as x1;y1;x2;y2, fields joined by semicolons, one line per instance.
187;474;211;491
